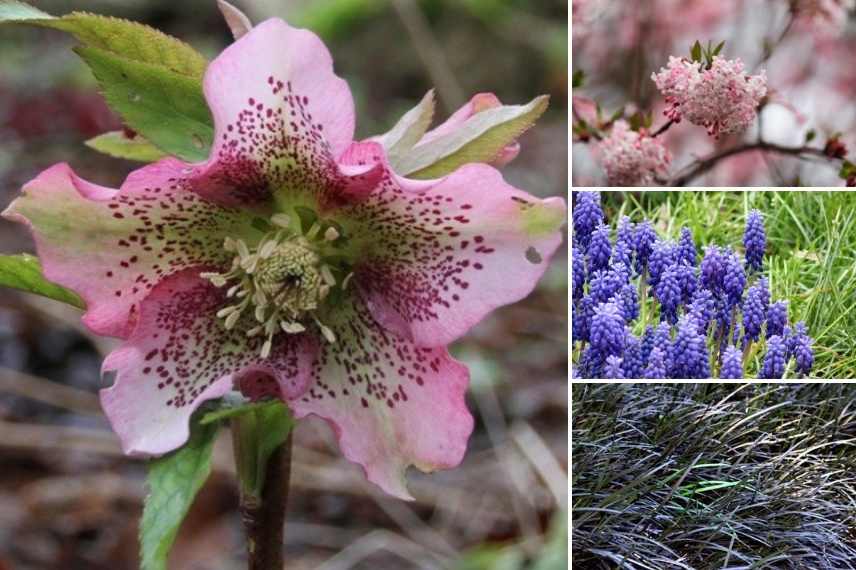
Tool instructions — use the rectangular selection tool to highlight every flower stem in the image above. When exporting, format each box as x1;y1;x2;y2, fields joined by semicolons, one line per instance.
236;431;292;570
231;405;294;570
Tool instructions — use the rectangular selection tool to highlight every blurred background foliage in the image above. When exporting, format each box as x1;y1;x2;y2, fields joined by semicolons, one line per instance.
0;1;568;568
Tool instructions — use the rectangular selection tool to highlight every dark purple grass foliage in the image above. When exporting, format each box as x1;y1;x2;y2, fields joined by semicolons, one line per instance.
572;383;856;569
571;192;814;379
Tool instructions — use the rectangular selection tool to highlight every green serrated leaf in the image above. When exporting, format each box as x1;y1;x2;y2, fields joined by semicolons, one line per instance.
375;90;436;163
0;3;212;160
86;130;167;162
398;95;549;179
140;419;218;570
572;69;585;89
0;254;84;308
690;40;702;63
76;45;213;162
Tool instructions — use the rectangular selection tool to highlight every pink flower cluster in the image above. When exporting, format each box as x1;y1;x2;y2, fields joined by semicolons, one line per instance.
597;120;671;186
652;56;768;138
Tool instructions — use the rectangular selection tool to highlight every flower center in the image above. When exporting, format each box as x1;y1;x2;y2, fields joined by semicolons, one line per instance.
202;213;350;358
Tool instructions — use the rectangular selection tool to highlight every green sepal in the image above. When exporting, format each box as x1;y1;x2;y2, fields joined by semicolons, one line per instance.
230;400;294;499
86;130;168;163
0;254;84;308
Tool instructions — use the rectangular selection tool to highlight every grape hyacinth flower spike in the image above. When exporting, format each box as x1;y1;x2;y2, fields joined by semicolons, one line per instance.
761;335;787;379
744;209;766;272
573;191;603;250
2;18;565;499
719;345;743;379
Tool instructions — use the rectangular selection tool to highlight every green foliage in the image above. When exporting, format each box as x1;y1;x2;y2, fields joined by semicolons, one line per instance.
572;69;585;89
86;130;167;162
76;45;212;162
0;254;84;308
140;419;219;570
689;39;725;67
0;2;213;161
399;95;549;179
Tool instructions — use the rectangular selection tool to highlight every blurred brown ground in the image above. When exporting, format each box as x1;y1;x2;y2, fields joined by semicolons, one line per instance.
0;1;568;568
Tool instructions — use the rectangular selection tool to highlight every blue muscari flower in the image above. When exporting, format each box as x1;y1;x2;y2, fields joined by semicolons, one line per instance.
578;346;603;379
788;321;814;376
613;238;633;270
633;220;657;274
756;277;770;311
722;248;746;307
700;245;725;294
622;333;645;379
588;222;612;272
643;346;668;379
688;288;715;335
617;216;635;247
572;246;586;301
640;325;655;363
760;334;787;379
590;263;629;304
656;263;682;325
719;345;743;379
793;333;814;377
671;315;711;379
678;226;697;267
741;280;767;345
744;209;766;272
590;301;625;358
572;295;595;342
573;191;603;250
675;262;698;304
647;239;675;288
615;283;639;323
766;300;788;338
604;355;625;379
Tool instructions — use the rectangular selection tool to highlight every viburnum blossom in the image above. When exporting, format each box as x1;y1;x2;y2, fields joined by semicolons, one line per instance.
2;19;565;499
652;56;768;138
597;120;671;186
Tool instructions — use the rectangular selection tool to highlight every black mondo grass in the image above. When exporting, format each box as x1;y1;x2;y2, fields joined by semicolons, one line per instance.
571;383;856;569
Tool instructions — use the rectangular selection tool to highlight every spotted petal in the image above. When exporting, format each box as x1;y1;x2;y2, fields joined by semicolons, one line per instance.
193;18;375;208
2;161;258;338
346;163;566;347
290;295;473;499
101;269;317;456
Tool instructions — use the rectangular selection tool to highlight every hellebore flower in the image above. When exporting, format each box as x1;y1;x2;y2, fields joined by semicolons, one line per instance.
719;345;743;379
3;19;565;499
744;209;766;272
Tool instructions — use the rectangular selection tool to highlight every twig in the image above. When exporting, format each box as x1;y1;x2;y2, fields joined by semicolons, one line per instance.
391;0;465;111
0;366;101;415
670;140;840;186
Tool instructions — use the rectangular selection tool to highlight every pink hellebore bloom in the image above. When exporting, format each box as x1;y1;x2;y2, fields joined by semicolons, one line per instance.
2;19;565;499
